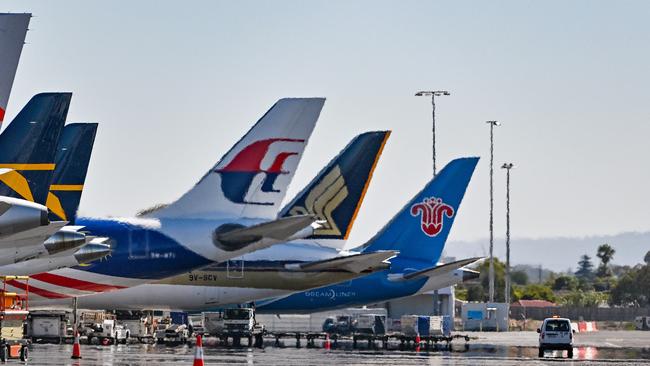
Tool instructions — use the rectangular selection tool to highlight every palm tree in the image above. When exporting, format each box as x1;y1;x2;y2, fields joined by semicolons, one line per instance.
596;244;615;277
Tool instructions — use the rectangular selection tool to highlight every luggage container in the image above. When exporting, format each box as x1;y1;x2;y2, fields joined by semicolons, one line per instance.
26;311;68;344
401;315;432;336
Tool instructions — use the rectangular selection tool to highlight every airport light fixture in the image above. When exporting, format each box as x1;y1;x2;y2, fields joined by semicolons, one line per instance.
486;120;500;303
501;162;515;306
415;90;450;176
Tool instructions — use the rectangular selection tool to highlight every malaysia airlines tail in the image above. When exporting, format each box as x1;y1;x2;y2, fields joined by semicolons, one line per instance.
279;131;390;249
359;157;479;264
0;13;30;126
46;123;98;223
150;98;325;220
0;93;71;205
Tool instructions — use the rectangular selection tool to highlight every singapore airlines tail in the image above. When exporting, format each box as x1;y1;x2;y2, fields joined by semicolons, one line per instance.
280;131;390;249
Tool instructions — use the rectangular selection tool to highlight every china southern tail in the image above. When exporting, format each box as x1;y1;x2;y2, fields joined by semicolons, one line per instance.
258;157;482;313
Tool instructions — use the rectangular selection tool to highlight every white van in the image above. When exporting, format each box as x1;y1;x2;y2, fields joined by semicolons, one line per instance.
537;316;574;358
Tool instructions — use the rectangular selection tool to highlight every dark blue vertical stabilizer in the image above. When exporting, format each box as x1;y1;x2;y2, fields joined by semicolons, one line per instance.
280;131;390;240
47;123;98;223
0;93;71;205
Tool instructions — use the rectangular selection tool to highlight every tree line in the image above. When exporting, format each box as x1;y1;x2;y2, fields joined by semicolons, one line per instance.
456;245;650;307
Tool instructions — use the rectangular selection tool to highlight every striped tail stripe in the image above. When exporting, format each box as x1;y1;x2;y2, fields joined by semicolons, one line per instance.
6;279;71;299
31;273;127;292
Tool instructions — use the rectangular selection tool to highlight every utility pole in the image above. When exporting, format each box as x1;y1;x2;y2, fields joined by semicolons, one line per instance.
502;162;514;305
486;120;500;302
415;90;450;176
416;90;450;315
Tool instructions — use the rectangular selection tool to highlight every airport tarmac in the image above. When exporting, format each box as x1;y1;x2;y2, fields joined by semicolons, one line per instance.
23;331;650;365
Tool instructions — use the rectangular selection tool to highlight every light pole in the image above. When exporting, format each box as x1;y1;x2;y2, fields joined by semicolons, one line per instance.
415;90;450;176
486;120;500;302
416;90;449;316
502;162;515;305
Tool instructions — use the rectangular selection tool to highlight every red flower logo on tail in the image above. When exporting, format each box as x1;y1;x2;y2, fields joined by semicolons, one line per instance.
410;197;454;237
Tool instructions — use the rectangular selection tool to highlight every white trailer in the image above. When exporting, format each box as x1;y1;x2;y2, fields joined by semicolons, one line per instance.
26;311;68;344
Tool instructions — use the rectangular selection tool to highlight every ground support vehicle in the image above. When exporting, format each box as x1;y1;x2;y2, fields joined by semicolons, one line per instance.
220;308;264;347
85;319;128;345
162;324;189;345
0;276;30;361
537;316;574;358
121;318;153;343
26;310;69;344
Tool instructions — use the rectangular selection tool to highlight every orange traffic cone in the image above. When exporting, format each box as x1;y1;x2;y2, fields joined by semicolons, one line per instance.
193;334;204;366
71;331;82;359
324;333;331;350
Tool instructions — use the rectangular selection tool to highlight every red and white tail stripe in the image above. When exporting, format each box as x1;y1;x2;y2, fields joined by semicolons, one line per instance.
5;268;145;302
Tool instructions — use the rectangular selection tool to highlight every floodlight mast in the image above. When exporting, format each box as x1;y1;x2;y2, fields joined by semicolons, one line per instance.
415;90;450;176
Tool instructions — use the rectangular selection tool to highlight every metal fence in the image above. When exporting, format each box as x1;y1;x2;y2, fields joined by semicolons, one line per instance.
510;306;650;321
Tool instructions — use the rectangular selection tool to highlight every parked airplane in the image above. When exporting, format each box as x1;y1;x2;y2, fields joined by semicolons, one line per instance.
16;98;326;301
38;130;398;309
0;93;73;265
0;123;110;275
0;13;30;125
255;157;482;313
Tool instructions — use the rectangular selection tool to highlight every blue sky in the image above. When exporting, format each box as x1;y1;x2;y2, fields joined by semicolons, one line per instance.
3;1;650;248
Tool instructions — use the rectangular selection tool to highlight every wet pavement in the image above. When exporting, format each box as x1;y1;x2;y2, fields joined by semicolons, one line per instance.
22;331;650;365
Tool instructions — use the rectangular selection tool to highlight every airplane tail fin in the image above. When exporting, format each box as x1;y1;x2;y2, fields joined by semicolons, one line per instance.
280;131;390;247
0;13;30;125
151;98;325;220
0;93;71;205
360;157;479;264
46;123;98;224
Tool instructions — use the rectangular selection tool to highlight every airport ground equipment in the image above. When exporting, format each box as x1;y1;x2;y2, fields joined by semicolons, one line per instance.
322;313;386;337
162;323;190;345
84;319;127;345
635;316;650;330
121;318;153;343
116;311;154;343
537;316;574;358
401;315;451;337
0;276;30;361
220;308;264;347
202;312;225;336
26;310;69;344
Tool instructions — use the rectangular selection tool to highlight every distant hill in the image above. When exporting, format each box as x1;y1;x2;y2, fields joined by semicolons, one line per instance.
446;231;649;272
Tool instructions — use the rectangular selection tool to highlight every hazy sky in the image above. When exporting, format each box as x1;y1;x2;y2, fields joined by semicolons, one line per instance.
3;1;650;249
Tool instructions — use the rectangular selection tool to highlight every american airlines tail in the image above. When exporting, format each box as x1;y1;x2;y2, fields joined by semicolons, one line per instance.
360;157;479;264
280;131;390;248
0;93;71;205
0;13;30;126
46;123;98;223
150;98;325;220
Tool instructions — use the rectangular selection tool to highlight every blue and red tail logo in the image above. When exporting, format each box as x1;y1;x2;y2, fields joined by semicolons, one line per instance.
216;138;304;205
410;196;454;237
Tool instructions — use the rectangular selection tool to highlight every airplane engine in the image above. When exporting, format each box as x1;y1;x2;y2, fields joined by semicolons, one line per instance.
43;229;87;255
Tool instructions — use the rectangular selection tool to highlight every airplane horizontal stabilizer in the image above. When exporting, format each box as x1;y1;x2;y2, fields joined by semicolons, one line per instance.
391;257;483;282
284;250;397;273
0;221;67;246
214;215;317;251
